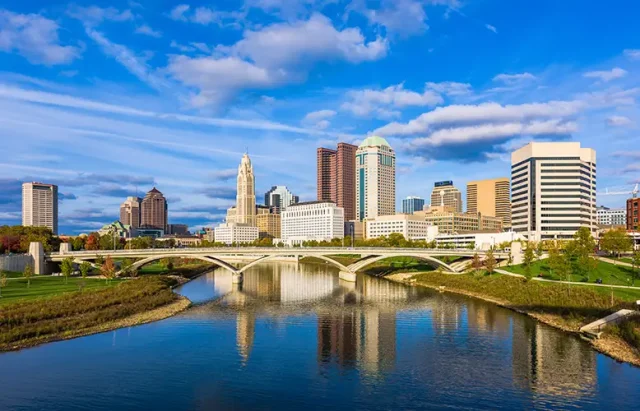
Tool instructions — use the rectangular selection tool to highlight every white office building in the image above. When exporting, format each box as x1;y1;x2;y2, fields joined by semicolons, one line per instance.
214;222;259;245
356;136;396;221
511;142;597;241
365;214;435;241
596;206;626;227
278;201;344;246
22;182;58;234
435;231;524;250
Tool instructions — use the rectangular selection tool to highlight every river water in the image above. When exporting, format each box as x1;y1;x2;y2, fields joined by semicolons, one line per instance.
1;262;639;410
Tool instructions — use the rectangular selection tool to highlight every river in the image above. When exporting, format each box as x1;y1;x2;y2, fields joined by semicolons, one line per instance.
1;262;639;410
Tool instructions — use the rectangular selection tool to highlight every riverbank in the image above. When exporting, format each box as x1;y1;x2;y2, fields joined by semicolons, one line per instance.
387;271;640;367
0;276;192;352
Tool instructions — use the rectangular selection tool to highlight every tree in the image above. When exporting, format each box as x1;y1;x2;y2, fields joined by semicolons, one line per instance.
0;272;6;297
61;257;74;284
472;253;483;274
547;242;562;279
600;227;632;258
523;242;535;281
71;236;85;251
485;249;497;275
101;256;115;284
467;241;476;250
80;261;92;279
85;233;100;251
632;251;640;286
536;241;544;262
121;258;133;275
573;227;596;259
23;263;33;288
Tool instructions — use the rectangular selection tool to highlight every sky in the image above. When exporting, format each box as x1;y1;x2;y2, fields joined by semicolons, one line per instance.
0;0;639;235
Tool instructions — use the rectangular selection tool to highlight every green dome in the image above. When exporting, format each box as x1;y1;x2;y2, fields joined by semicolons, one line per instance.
359;135;391;148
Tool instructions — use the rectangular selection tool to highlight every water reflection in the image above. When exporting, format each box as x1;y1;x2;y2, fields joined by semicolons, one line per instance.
187;262;600;392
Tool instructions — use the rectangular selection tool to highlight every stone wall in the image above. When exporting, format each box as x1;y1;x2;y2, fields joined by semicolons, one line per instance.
0;254;34;273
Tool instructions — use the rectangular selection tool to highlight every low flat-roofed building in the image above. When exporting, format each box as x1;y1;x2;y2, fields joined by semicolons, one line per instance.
256;213;281;239
159;235;202;247
415;207;503;235
365;214;433;240
435;231;524;250
214;223;259;244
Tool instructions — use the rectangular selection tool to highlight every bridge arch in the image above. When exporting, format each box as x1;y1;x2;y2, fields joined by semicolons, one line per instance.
347;253;458;274
119;254;240;276
238;254;350;274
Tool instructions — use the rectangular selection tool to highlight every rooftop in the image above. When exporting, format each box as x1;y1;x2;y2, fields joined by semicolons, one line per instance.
288;200;336;207
359;135;391;148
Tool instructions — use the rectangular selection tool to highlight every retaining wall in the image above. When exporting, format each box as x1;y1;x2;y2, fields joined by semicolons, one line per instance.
0;254;33;273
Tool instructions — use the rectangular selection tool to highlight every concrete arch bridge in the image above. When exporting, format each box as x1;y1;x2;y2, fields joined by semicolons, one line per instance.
43;246;517;283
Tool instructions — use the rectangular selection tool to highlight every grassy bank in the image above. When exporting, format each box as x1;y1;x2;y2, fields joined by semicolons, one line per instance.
0;277;125;305
404;271;640;365
139;261;214;279
0;276;183;351
504;259;637;286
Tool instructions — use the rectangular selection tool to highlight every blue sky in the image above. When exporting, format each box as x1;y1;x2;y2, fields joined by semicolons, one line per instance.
0;0;639;234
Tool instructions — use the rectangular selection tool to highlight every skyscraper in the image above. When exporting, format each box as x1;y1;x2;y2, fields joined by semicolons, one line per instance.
466;178;511;228
429;181;462;212
511;142;596;241
140;188;167;231
264;185;299;213
236;153;256;226
356;136;396;221
402;196;425;214
22;182;58;234
120;196;141;228
317;142;357;221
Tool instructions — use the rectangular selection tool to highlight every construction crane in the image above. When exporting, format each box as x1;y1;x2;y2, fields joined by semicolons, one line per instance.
597;183;639;198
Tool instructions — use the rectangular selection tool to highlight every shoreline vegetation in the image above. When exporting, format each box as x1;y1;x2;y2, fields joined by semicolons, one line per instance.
386;271;640;367
0;260;216;352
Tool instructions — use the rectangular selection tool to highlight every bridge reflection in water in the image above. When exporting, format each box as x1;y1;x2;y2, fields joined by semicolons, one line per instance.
183;261;598;398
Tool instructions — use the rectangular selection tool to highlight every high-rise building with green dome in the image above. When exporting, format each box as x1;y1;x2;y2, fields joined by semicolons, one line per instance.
355;136;396;221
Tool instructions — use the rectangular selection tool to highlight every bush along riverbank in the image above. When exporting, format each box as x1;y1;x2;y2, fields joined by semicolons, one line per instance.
389;271;640;367
0;276;190;352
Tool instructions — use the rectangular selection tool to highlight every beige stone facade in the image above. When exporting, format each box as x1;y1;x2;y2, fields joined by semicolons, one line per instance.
256;213;281;239
429;182;462;213
466;178;511;228
415;206;503;235
22;182;58;234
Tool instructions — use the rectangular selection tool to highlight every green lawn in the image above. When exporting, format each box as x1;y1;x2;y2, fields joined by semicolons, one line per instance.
0;270;24;279
139;262;168;274
0;276;125;305
504;259;638;286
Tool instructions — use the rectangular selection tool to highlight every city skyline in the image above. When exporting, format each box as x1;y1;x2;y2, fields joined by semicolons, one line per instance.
0;1;639;234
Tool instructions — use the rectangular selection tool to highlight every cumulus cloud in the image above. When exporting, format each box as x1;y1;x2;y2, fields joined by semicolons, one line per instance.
583;67;627;82
169;4;243;27
341;83;443;119
209;169;238;181
485;24;497;33
167;13;387;107
606;115;633;127
59;192;77;201
0;10;80;65
374;100;583;162
426;81;472;96
302;109;336;129
135;24;162;38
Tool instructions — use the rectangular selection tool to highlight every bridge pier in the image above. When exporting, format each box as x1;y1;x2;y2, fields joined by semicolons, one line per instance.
232;273;243;284
29;242;46;275
339;271;357;282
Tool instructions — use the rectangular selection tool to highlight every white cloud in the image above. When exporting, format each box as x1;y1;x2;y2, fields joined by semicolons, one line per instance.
341;83;443;119
169;4;190;21
375;100;584;136
190;42;211;53
485;24;497;33
493;72;536;84
67;6;134;25
606;115;633;127
170;40;195;53
168;13;388;107
85;28;169;91
0;10;80;65
302;109;336;129
583;67;627;82
426;81;472;96
624;49;640;61
135;24;162;38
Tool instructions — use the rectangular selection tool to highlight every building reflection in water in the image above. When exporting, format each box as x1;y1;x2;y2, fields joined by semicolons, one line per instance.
512;320;596;398
210;262;597;393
